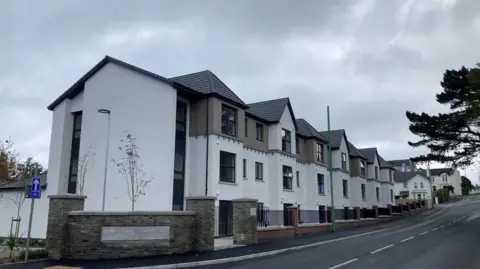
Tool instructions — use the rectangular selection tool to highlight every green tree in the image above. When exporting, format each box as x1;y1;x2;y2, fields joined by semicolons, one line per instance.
406;63;480;166
0;139;45;184
461;176;474;190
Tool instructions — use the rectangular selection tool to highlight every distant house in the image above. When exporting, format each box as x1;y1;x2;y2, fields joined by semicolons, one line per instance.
428;168;462;196
389;159;417;172
393;171;432;200
0;172;49;238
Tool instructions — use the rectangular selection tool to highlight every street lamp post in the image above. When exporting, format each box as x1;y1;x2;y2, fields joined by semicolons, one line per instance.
98;109;111;211
327;106;336;232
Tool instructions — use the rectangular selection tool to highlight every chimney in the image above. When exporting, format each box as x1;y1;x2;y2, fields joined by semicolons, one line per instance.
426;164;431;178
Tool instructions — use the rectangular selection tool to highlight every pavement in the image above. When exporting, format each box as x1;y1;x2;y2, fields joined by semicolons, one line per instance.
0;205;445;269
196;199;480;269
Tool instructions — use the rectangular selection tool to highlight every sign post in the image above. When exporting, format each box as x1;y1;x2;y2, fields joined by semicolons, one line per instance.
24;176;41;262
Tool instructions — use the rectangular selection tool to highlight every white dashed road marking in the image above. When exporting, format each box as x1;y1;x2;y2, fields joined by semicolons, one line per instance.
419;231;429;235
431;228;438;231
371;244;394;254
328;259;359;269
401;236;415;243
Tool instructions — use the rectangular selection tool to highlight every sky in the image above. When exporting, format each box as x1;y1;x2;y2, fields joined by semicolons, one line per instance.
1;0;479;183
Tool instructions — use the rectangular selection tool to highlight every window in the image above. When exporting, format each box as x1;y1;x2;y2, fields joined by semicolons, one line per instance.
68;112;83;194
317;143;324;162
341;153;347;170
283;165;293;190
376;187;380;201
255;162;263;180
390;189;394;203
375;166;379;179
282;129;291;152
296;171;300;187
221;104;237;136
420;182;424;188
389;171;392;182
391;171;395;182
317;174;325;194
244;118;248;137
342;179;348;197
414;182;418;189
360;161;366;176
256;123;264;141
220;151;236;183
243;159;247;179
361;184;366;200
296;138;300;154
403;182;407;188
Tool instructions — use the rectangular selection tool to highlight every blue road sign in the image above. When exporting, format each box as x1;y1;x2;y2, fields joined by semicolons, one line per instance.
30;177;41;199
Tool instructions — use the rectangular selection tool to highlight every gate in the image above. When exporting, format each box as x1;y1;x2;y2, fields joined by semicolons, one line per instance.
218;200;233;237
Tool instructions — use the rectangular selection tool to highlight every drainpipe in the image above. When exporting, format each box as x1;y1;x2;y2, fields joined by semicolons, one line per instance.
204;97;210;195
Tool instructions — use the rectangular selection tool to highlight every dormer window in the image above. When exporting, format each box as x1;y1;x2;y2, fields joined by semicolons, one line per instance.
360;161;366;176
281;129;291;153
221;104;237;137
341;153;347;170
375;166;379;179
316;143;324;162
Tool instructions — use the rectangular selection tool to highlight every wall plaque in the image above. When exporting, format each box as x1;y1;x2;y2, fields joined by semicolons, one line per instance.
101;226;170;242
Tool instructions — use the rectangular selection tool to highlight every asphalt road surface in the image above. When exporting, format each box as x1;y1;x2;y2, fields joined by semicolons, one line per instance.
200;200;480;269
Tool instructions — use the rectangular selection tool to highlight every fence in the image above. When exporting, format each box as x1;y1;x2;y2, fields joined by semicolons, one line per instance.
256;205;382;227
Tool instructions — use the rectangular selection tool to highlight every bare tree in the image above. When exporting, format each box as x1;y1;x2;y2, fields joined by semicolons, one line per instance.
77;146;95;195
112;132;152;211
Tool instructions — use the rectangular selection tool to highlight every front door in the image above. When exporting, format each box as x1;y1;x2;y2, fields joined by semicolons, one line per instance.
218;200;233;237
283;203;293;226
318;205;326;223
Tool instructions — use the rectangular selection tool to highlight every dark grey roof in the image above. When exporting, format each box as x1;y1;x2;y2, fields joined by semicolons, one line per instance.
378;155;394;169
48;56;201;111
0;173;47;190
295;119;326;142
347;142;368;159
318;129;346;149
246;98;298;129
358;148;379;164
394;171;428;183
170;70;247;108
429;168;455;176
389;159;412;167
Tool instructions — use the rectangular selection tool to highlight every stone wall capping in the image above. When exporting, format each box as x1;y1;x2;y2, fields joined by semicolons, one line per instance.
185;196;217;200
47;194;87;199
67;210;196;216
231;198;258;202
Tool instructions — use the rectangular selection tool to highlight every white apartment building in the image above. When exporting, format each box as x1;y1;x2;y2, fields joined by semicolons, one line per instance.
0;56;399;238
393;172;433;200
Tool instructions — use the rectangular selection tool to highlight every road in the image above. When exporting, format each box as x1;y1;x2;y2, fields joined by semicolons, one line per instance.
201;199;480;269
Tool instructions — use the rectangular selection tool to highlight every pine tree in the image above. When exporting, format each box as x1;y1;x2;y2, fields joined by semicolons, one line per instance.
406;63;480;167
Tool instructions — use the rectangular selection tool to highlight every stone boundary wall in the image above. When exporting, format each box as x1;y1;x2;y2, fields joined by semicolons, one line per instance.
66;211;195;259
46;195;216;260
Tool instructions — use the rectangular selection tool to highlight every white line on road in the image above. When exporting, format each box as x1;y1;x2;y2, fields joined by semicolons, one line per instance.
431;228;438;231
371;244;394;254
419;231;429;235
328;259;359;269
440;225;445;228
401;236;415;243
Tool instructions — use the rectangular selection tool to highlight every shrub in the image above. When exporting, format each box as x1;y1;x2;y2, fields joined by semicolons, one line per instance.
436;189;450;203
18;249;48;260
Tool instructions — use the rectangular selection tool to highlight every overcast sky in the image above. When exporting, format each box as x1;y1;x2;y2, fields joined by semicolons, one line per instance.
1;0;479;183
